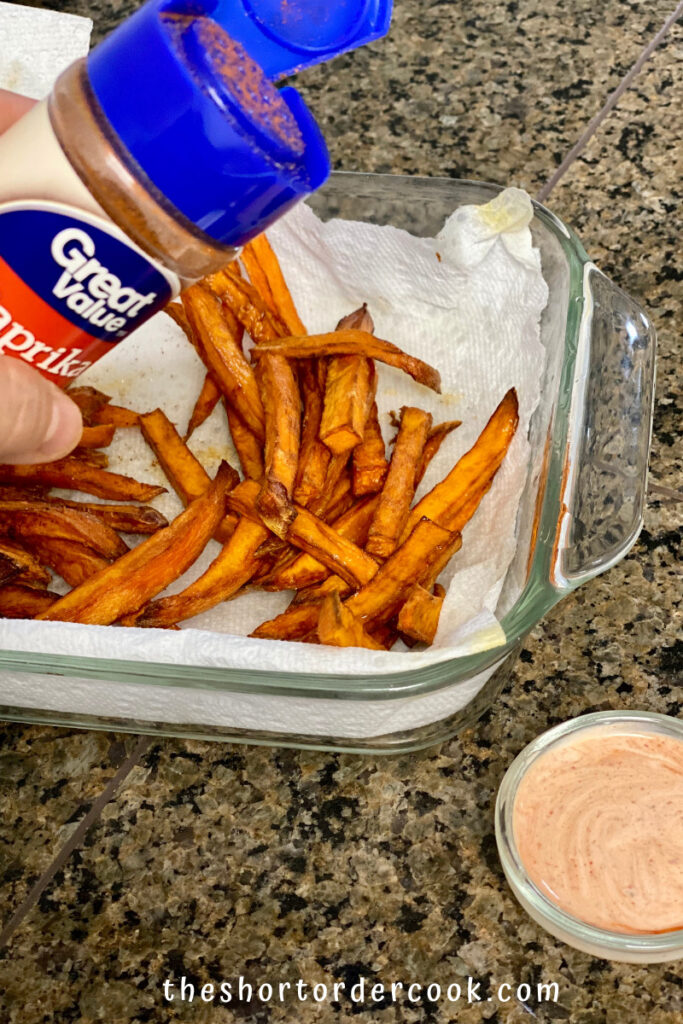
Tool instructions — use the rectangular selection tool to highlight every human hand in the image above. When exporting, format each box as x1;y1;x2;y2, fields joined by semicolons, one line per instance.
0;89;83;464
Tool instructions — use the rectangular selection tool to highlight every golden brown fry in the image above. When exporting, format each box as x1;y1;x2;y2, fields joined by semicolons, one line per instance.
352;400;388;496
164;301;194;346
403;389;518;540
38;463;235;625
0;538;51;589
317;591;384;650
243;234;307;335
0;585;58;618
0;459;166;502
366;406;432;560
46;500;168;535
79;424;116;449
319;355;374;456
211;267;287;343
66;385;110;423
418;419;462;480
92;404;140;428
306;451;350;520
25;537;110;587
250;600;326;642
182;284;265;441
252;329;441;393
71;447;109;468
286;506;379;589
125;516;269;628
265;494;380;591
255;354;300;538
398;583;446;645
139;408;213;504
224;400;264;480
185;373;222;440
0;500;128;559
293;359;330;507
346;519;460;628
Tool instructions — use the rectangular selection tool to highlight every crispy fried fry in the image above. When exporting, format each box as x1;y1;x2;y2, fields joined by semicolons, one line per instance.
79;424;116;449
0;500;128;559
0;585;58;618
224;400;264;480
286;506;378;590
0;538;51;589
346;519;460;628
317;591;384;650
182;284;265;441
0;459;166;502
319;355;375;456
402;389;519;540
46;500;168;535
66;385;110;423
293;359;330;507
139;408;213;504
352;400;388;496
92;404;140;428
252;329;441;393
419;419;461;476
185;373;222;440
71;447;109;468
25;537;110;587
243;234;307;335
255;354;300;537
37;463;234;625
250;600;326;642
398;583;446;645
366;406;432;559
125;516;269;628
211;267;286;343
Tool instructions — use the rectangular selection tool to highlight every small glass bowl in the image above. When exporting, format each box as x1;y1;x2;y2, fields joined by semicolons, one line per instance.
495;711;683;963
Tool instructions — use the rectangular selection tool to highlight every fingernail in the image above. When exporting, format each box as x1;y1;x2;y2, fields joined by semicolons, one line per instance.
33;393;84;460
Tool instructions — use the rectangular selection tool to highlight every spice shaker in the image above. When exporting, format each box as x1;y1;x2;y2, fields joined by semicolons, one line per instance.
0;0;391;385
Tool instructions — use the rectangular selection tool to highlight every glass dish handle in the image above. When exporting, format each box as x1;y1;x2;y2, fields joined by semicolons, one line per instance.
553;263;656;588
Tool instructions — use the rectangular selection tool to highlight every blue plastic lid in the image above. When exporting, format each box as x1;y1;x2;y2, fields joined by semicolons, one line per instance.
87;0;391;248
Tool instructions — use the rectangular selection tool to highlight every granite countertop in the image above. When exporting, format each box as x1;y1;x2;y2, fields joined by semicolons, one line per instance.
0;2;681;1022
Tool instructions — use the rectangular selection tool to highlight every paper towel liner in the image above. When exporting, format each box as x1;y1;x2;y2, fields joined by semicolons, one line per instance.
0;188;547;737
0;2;92;100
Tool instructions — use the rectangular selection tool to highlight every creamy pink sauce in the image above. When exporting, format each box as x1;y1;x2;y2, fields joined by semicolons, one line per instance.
513;728;683;934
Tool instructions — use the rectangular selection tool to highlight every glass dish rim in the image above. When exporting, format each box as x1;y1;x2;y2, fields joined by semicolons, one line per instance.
0;174;595;695
495;710;683;957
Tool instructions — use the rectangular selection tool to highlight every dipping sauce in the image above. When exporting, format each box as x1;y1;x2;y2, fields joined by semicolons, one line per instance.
513;728;683;934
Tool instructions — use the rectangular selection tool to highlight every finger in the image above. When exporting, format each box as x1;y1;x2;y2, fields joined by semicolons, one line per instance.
0;89;35;134
0;357;83;464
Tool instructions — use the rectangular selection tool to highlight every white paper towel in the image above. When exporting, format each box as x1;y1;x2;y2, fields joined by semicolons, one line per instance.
0;2;92;98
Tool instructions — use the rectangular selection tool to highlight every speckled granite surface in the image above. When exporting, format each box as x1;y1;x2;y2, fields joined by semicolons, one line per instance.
1;3;681;1022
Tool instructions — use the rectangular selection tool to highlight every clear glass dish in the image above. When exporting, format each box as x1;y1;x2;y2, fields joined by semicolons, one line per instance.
0;175;656;752
495;711;683;963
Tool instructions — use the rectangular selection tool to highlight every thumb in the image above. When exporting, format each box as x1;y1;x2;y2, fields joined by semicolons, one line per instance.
0;357;83;464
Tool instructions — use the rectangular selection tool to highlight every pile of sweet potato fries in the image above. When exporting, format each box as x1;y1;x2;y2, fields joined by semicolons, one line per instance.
0;234;519;650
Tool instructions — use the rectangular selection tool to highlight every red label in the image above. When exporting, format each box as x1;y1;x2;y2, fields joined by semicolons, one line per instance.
0;255;111;386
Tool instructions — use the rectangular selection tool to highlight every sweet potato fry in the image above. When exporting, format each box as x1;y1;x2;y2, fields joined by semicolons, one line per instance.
352;400;388;496
182;284;265;441
243;234;307;335
79;424;116;449
164;301;195;346
125;516;269;628
71;447;109;468
0;459;166;502
66;385;110;423
317;591;384;650
255;354;300;538
346;519;460;628
402;389;519;540
293;359;330;507
139;408;213;505
0;538;51;588
398;583;446;645
46;500;168;535
0;500;128;559
185;373;222;440
252;329;441;393
224;400;264;480
286;506;379;590
306;451;351;520
211;267;286;343
366;406;432;560
0;585;58;618
38;463;235;625
251;599;329;642
25;537;110;587
319;355;375;456
92;404;140;428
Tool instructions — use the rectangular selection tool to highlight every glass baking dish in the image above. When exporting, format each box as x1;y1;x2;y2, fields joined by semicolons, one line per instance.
0;174;655;752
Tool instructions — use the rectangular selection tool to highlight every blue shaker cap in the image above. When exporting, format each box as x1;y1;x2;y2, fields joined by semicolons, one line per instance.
87;0;345;247
212;0;393;78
